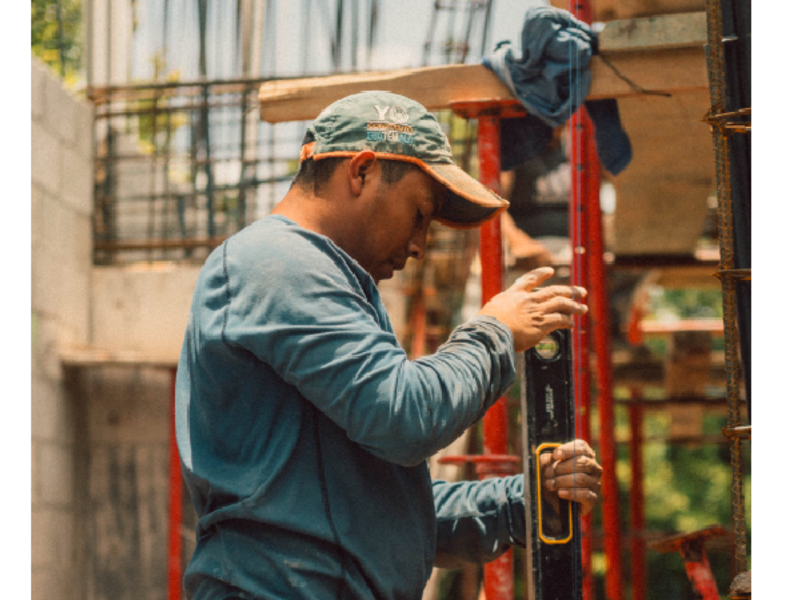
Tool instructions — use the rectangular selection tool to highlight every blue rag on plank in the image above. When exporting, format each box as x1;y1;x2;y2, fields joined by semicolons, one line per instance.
482;6;632;175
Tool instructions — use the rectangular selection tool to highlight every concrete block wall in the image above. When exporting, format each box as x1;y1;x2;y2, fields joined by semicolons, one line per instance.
91;264;200;363
31;56;94;600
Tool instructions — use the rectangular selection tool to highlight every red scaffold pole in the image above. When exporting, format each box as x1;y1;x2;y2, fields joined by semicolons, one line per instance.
585;119;624;600
569;105;594;600
445;99;526;600
168;367;184;600
568;0;624;595
477;112;514;600
568;10;596;600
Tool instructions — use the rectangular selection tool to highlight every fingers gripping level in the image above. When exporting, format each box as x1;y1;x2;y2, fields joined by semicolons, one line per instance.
522;329;583;600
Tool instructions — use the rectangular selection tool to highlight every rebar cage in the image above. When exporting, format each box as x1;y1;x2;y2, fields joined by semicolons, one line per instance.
90;77;311;264
89;77;481;265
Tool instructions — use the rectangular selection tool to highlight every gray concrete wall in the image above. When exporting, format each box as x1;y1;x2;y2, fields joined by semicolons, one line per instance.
31;56;94;600
91;265;199;363
32;54;202;600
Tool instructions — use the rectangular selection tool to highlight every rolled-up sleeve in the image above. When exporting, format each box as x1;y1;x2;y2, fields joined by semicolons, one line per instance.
432;475;527;567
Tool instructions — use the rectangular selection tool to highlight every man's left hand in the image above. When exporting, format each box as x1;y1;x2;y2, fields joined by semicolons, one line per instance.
541;439;602;516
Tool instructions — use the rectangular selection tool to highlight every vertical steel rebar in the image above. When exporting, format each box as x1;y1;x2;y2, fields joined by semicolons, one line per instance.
704;0;748;576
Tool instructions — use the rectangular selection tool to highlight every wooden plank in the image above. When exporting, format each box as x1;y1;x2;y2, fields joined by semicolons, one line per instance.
259;64;511;123
599;12;707;53
259;47;707;123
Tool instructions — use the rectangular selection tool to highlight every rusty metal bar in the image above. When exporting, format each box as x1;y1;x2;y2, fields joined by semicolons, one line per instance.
722;426;751;441
704;0;749;575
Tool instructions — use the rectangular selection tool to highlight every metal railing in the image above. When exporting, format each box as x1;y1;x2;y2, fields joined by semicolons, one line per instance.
89;77;480;265
89;77;306;264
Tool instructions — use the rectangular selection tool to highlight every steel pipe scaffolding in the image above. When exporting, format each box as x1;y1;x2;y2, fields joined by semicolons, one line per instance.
569;1;623;598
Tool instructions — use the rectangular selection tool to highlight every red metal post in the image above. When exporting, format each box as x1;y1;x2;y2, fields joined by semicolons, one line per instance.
477;112;514;600
568;0;624;594
629;396;646;600
168;367;184;600
569;105;594;600
584;119;624;600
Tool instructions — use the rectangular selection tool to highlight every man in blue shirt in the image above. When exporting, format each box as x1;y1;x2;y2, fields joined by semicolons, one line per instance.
176;91;602;600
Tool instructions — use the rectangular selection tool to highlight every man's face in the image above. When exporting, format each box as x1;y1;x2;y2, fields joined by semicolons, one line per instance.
355;165;446;282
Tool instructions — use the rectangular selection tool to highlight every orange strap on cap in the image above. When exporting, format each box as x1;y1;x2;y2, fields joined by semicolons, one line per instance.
299;141;315;162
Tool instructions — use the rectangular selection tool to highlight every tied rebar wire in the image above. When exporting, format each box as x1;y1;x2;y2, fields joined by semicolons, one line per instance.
704;0;748;576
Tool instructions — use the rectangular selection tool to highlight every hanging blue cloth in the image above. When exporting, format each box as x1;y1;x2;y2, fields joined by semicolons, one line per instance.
482;6;632;175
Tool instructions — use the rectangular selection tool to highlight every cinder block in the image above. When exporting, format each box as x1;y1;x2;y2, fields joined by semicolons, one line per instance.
73;101;95;160
31;315;64;383
31;235;54;316
91;266;200;362
31;185;44;249
31;568;60;600
35;442;75;507
43;68;77;144
61;147;93;216
31;57;47;123
41;197;90;268
31;507;74;568
31;121;61;196
31;377;69;443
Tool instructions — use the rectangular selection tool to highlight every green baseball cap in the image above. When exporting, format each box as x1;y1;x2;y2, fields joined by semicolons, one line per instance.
299;91;509;228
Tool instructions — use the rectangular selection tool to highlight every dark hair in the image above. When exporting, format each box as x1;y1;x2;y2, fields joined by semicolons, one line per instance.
293;156;420;194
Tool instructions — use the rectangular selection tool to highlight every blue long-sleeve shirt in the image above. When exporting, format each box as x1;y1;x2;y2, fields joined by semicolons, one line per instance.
176;215;526;600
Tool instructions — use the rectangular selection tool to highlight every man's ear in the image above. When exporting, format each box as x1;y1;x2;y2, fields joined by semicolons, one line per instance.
348;151;377;196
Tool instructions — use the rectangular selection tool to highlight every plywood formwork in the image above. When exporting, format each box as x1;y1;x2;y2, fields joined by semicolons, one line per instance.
611;90;715;255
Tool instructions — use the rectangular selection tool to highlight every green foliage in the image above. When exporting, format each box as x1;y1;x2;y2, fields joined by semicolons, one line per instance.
613;409;751;600
31;0;83;86
648;286;723;321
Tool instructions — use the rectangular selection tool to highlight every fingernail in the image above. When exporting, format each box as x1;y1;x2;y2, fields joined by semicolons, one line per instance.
558;490;569;498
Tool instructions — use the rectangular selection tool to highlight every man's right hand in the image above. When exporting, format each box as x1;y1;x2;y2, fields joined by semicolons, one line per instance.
478;267;588;353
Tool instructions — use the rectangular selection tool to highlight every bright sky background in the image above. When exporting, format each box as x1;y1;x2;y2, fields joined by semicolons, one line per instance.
129;0;549;81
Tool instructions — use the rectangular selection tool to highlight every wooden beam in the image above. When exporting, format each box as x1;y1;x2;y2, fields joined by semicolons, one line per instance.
259;13;708;123
599;12;707;53
259;48;708;123
259;64;511;123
